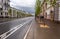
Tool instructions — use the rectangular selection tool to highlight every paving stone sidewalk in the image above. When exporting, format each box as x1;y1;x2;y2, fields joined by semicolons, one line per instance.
26;18;60;39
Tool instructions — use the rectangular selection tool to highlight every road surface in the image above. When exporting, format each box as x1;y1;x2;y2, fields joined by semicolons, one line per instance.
0;17;34;39
0;17;60;39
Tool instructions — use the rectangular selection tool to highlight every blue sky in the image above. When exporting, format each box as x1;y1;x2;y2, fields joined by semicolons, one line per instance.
10;0;36;14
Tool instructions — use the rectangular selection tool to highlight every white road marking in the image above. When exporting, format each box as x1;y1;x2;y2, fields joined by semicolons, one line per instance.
0;25;20;39
3;24;23;39
0;19;32;39
23;20;33;39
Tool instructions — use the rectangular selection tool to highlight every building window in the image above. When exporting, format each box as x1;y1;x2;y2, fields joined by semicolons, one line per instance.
7;13;8;15
0;8;2;10
5;12;7;15
50;10;53;13
5;12;8;15
1;12;3;15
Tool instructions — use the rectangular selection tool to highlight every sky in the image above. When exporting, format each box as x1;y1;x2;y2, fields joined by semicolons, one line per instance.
10;0;36;14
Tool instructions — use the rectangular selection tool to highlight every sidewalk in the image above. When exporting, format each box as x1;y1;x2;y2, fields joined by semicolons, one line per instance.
26;20;40;39
26;18;60;39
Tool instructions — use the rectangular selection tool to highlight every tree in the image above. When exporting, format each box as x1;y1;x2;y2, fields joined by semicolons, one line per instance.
50;0;56;7
35;0;42;16
46;0;50;4
45;0;56;7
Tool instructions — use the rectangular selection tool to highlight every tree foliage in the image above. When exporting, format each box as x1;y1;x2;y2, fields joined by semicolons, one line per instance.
45;0;50;4
45;0;56;7
50;0;56;7
35;0;42;16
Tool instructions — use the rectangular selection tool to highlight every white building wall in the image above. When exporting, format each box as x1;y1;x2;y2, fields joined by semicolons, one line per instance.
55;0;60;21
58;2;60;21
58;0;60;21
59;7;60;21
0;0;10;17
54;3;59;21
11;8;17;17
0;0;3;17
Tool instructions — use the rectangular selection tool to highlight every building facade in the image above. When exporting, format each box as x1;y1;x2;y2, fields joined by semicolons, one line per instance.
0;0;10;18
40;0;56;21
40;0;60;21
53;0;60;21
9;7;30;18
41;0;52;19
8;7;18;18
9;7;24;18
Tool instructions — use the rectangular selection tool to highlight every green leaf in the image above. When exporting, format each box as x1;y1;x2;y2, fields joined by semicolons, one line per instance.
35;0;42;16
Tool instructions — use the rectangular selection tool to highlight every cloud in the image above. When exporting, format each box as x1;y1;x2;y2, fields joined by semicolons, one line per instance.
10;0;36;14
10;0;36;7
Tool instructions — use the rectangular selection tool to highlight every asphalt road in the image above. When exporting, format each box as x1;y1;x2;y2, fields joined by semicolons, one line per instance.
0;17;34;39
1;17;60;39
